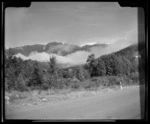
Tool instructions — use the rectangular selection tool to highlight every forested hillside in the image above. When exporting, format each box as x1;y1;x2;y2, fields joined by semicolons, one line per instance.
5;43;144;92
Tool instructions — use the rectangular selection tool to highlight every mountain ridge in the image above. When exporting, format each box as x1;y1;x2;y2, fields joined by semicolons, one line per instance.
5;41;108;57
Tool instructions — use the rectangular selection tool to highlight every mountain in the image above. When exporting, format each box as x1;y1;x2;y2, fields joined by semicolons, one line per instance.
44;41;81;56
5;41;143;71
81;43;108;51
5;44;44;57
114;44;138;59
96;43;140;71
5;41;108;57
64;43;140;76
97;43;139;61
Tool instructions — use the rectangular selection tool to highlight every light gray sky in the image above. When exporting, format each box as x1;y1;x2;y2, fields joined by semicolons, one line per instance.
5;2;137;48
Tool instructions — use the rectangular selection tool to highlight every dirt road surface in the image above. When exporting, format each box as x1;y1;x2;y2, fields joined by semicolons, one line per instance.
5;86;144;120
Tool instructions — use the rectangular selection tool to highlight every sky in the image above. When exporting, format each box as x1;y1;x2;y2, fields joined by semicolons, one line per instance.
5;2;138;49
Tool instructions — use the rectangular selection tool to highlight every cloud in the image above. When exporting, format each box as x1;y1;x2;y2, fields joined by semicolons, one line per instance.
14;52;74;64
15;50;91;65
15;53;29;60
46;43;78;55
15;52;50;62
52;54;73;64
66;51;91;65
14;37;137;66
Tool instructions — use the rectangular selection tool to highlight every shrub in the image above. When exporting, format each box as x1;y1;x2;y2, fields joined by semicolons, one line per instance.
129;72;139;84
78;80;91;89
106;76;121;86
71;82;80;90
97;77;109;87
90;77;108;87
15;74;28;92
8;91;20;103
42;83;50;90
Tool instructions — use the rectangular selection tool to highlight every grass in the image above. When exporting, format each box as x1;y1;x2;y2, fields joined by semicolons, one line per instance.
5;75;140;107
5;87;111;105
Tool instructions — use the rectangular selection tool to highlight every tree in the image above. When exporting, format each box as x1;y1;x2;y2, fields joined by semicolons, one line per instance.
86;54;95;63
15;73;28;91
5;56;23;91
86;54;97;77
90;60;99;77
5;66;16;91
121;56;132;75
101;55;114;76
75;66;85;81
48;56;58;75
47;56;60;89
6;48;15;58
97;58;106;76
30;62;43;91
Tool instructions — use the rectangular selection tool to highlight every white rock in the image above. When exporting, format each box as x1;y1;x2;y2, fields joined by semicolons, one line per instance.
5;96;10;104
16;94;19;98
43;98;47;101
5;96;10;100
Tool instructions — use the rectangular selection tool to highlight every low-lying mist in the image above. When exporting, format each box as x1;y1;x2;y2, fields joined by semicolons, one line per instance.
14;39;137;66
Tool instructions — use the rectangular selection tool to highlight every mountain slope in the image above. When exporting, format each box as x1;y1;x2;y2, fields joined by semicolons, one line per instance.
44;41;81;56
5;41;108;57
81;44;108;51
65;43;139;70
6;44;44;57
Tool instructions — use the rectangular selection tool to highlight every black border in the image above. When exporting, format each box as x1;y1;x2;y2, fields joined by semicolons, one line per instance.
1;0;148;122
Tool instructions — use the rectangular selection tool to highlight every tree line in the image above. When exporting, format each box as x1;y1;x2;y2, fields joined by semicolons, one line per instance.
5;45;141;92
